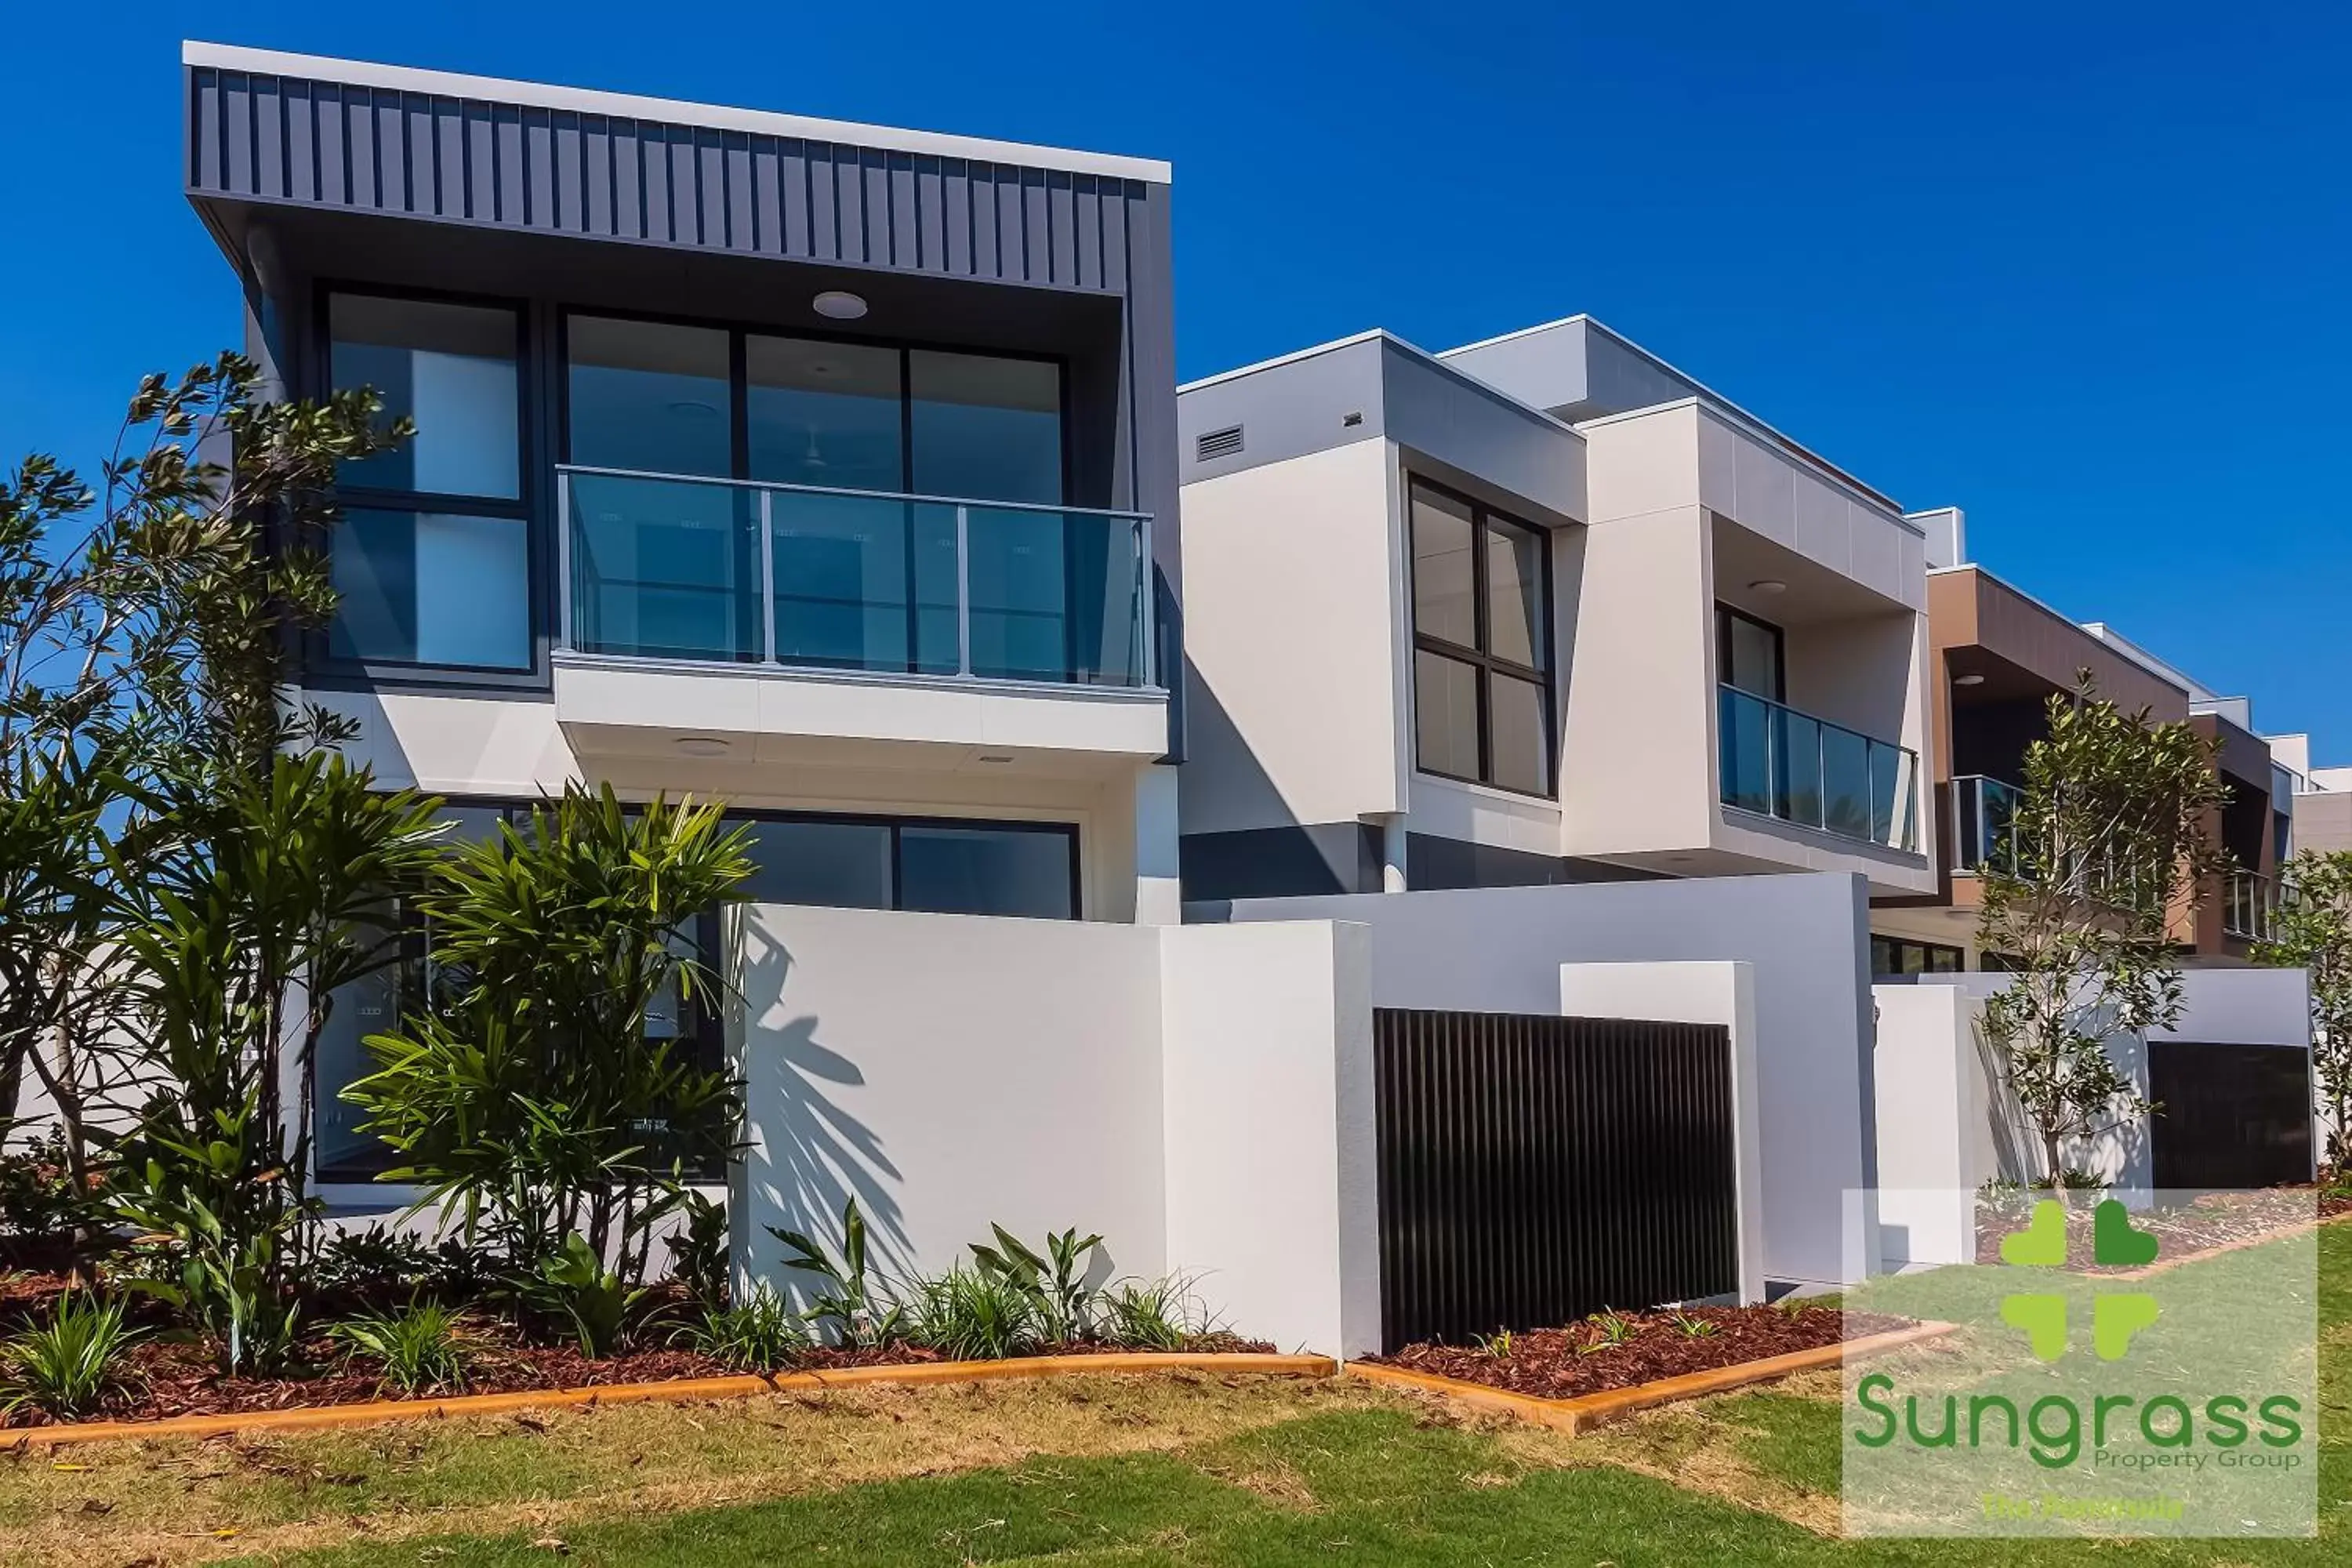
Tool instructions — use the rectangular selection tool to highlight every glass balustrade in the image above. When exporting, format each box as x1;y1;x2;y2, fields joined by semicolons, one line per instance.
1716;684;1919;851
558;467;1154;688
1950;774;2024;875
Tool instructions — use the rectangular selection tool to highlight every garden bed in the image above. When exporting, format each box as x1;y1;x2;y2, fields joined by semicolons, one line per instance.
0;1309;1273;1431
1971;1186;2340;1269
1364;1305;1912;1402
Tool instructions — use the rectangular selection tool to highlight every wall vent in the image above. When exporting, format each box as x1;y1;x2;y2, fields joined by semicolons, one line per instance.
1196;424;1245;462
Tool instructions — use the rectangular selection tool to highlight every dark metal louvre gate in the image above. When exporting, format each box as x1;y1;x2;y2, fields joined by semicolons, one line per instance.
2147;1041;2314;1190
1374;1008;1740;1352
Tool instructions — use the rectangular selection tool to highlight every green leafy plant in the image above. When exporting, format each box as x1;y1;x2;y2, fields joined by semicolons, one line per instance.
314;1225;437;1297
676;1284;808;1373
1099;1276;1203;1352
910;1265;1041;1361
1578;1311;1638;1354
970;1224;1103;1343
1471;1327;1515;1358
0;1293;142;1420
2030;1167;2105;1192
328;1301;473;1395
347;786;751;1290
518;1234;644;1359
2256;849;2352;1165
768;1200;904;1349
666;1190;730;1307
1976;674;2229;1179
0;1123;93;1242
107;1133;310;1375
1669;1312;1720;1340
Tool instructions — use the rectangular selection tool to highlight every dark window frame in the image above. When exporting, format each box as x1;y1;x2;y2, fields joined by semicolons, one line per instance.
555;306;1073;503
310;283;540;685
557;308;1080;679
722;805;1083;921
1869;935;1966;977
1716;602;1788;702
1406;476;1556;800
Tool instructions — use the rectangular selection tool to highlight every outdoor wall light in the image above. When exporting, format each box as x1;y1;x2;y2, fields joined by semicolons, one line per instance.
813;290;869;321
1748;579;1788;594
674;737;733;757
1954;673;1987;687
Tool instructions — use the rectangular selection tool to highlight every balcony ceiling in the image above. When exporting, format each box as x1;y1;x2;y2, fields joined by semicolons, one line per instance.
1712;517;1911;627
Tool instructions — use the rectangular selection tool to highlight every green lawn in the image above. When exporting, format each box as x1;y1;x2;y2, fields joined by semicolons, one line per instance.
9;1222;2343;1566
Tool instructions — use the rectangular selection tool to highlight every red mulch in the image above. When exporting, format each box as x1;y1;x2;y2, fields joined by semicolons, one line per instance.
0;1294;1279;1429
1972;1187;2332;1268
1367;1305;1911;1401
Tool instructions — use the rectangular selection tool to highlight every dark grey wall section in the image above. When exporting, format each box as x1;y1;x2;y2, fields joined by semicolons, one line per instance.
188;67;1155;293
1406;834;1666;891
1179;824;1381;901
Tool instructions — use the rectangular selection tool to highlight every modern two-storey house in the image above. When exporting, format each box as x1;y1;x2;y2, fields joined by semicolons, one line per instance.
182;42;1184;1175
1175;314;1936;904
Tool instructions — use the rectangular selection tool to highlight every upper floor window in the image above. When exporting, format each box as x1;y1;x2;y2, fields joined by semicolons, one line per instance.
325;292;530;671
1717;604;1784;701
1408;479;1553;797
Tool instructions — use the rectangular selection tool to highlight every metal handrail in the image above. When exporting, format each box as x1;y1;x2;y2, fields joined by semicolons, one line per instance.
1716;684;1919;851
554;462;1152;521
556;466;1158;690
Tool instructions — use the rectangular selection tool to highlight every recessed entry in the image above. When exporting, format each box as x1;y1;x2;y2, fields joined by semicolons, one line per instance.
1196;424;1244;462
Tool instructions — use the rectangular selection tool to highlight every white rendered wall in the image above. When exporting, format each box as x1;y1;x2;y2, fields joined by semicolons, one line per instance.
729;905;1171;1295
1875;967;2318;1265
311;688;1167;924
1223;873;1878;1289
1558;962;1767;1303
1161;921;1379;1356
1177;440;1407;837
727;903;1377;1352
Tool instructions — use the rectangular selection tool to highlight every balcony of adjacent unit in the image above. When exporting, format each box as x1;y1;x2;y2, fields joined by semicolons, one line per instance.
546;317;1166;780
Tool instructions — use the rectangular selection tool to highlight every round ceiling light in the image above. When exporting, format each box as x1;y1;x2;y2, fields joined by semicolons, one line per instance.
1954;673;1987;687
675;736;732;758
812;290;869;321
1748;579;1788;595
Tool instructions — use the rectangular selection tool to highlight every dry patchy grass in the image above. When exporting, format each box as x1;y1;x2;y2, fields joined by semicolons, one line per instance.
0;1372;1380;1568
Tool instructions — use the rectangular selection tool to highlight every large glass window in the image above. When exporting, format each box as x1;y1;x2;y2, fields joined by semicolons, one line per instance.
325;293;529;670
1407;479;1553;796
733;812;1078;922
909;350;1064;505
566;318;733;477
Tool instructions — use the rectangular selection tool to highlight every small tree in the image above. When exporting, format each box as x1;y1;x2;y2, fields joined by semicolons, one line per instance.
2255;849;2352;1169
1975;674;2229;1180
347;786;754;1290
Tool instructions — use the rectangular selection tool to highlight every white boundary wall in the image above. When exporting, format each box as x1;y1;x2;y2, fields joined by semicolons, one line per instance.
728;903;1383;1355
1872;967;2316;1269
1221;873;1878;1289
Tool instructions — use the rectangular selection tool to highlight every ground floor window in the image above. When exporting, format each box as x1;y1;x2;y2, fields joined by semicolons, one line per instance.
1870;935;1965;977
314;803;1080;1178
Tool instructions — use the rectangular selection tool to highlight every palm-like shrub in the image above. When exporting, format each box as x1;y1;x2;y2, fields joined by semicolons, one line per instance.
678;1285;808;1372
909;1266;1041;1361
347;786;752;1290
0;1294;141;1420
328;1301;473;1395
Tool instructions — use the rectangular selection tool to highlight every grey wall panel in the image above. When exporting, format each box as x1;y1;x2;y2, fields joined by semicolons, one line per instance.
194;67;1156;293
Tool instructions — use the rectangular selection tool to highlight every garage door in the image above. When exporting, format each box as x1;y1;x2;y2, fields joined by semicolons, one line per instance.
1374;1007;1740;1352
2147;1040;2314;1190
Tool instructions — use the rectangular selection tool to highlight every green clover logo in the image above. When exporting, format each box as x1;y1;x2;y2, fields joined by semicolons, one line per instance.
1995;1198;2161;1363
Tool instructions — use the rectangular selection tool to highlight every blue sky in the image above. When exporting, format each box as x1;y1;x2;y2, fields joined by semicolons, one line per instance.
5;2;2344;750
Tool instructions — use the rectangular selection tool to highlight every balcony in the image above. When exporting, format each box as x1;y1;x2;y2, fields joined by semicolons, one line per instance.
550;466;1168;772
1950;774;2024;876
1716;685;1919;851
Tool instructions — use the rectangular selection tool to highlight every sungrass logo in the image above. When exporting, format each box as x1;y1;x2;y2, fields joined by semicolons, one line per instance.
1996;1198;2160;1363
1839;1187;2318;1539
